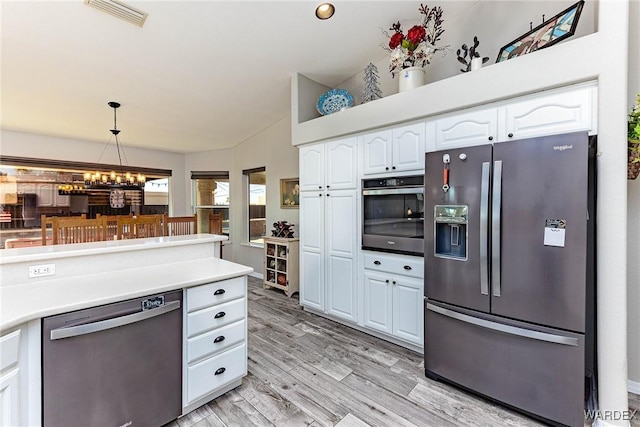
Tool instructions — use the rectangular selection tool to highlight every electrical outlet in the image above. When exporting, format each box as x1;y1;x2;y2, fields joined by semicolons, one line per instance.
28;264;56;278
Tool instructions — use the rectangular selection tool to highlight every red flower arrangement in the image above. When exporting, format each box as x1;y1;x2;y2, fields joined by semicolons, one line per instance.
383;4;446;76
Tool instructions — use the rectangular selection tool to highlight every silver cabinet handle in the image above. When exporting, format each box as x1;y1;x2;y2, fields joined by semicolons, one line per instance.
426;303;578;346
480;162;490;296
50;300;181;340
491;160;502;297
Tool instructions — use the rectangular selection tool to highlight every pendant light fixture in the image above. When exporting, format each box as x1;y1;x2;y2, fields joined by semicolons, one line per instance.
83;102;146;189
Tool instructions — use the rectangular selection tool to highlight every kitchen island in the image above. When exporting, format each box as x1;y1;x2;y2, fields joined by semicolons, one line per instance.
0;234;253;426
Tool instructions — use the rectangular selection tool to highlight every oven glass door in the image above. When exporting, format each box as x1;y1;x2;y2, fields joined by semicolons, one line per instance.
363;188;424;239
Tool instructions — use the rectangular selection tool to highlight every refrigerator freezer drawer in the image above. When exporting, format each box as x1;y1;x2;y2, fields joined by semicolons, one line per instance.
425;302;585;427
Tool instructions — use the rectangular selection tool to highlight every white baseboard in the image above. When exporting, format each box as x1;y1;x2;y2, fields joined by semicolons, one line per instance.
249;271;263;280
629;379;640;395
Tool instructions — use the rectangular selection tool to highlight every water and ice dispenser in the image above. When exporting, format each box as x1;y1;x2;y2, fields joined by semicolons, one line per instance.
434;205;468;260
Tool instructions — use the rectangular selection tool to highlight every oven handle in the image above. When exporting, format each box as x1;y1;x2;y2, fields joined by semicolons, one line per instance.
50;301;181;340
362;187;424;196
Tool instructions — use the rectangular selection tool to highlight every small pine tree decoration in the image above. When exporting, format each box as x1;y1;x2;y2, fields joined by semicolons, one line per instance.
361;63;383;103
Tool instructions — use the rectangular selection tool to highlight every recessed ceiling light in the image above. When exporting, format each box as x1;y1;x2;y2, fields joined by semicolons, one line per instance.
315;3;335;20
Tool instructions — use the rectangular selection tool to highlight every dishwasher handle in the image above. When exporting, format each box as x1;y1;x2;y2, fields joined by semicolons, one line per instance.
50;300;181;340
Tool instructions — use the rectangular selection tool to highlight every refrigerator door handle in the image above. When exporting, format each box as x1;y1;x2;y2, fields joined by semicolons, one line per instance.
491;160;503;297
426;303;579;346
480;162;491;295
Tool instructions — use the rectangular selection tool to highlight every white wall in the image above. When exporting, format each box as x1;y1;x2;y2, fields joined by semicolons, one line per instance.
0;129;188;214
185;115;298;274
627;0;640;390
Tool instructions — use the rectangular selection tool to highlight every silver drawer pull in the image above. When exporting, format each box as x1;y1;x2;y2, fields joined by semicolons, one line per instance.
214;367;226;375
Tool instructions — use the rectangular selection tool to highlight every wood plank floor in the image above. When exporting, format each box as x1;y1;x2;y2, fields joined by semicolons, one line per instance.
168;277;640;427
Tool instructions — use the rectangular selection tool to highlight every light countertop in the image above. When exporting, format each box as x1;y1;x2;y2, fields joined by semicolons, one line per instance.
1;256;253;330
0;235;250;330
0;234;228;265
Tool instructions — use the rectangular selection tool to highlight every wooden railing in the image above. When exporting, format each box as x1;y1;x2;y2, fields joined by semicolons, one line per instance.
28;214;199;246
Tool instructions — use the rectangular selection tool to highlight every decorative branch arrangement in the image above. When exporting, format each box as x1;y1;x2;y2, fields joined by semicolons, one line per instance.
456;36;489;73
382;3;447;76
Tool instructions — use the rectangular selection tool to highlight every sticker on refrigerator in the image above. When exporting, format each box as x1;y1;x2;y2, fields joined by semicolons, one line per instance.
544;219;566;247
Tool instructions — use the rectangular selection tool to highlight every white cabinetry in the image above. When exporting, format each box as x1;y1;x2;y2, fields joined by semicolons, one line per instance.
36;183;69;207
431;107;498;149
0;321;41;427
362;123;425;175
183;276;247;414
299;138;357;192
430;83;596;151
362;252;424;346
0;330;20;426
16;183;36;195
499;85;594;141
299;138;358;323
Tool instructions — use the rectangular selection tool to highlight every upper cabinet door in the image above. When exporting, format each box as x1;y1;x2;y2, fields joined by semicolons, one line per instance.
299;144;325;192
35;183;54;207
434;108;498;150
499;85;594;141
392;123;426;172
363;130;392;175
326;137;357;190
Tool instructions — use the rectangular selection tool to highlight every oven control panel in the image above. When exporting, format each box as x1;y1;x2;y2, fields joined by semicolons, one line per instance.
363;175;423;189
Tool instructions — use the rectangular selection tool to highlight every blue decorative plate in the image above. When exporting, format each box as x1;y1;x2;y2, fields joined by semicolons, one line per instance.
317;89;354;115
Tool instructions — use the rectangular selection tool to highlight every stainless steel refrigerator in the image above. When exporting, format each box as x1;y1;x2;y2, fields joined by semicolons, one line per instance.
423;132;596;427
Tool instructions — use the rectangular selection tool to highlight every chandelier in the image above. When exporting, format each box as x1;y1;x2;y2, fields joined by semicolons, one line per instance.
83;101;146;188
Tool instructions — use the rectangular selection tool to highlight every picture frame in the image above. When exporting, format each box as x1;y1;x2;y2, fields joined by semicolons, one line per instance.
496;0;584;63
280;178;300;209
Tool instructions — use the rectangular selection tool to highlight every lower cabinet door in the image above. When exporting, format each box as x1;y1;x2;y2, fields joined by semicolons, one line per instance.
363;271;392;335
0;369;20;427
392;277;423;345
187;344;247;404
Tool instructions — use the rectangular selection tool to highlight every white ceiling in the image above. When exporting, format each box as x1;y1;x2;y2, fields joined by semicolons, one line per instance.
1;0;474;154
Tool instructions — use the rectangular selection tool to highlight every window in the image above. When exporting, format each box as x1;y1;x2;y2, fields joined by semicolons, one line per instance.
244;167;266;244
191;172;230;236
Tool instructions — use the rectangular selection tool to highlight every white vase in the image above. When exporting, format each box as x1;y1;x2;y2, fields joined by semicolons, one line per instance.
471;57;483;71
398;66;426;92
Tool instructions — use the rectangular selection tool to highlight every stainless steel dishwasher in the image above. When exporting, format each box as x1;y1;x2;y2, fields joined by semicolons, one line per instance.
42;290;182;427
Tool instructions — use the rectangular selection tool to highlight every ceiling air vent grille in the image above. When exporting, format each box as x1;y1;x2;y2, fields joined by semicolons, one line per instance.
84;0;148;28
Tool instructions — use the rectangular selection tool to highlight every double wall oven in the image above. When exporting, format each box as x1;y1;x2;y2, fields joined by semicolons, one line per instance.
362;175;424;256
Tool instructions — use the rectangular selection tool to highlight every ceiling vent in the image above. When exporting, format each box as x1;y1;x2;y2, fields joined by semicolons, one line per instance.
84;0;148;28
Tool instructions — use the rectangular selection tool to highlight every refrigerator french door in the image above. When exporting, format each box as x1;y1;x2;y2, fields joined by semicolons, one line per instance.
424;132;596;427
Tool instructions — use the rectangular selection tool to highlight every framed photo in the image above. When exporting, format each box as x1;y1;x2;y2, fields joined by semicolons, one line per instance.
496;0;584;63
280;178;300;208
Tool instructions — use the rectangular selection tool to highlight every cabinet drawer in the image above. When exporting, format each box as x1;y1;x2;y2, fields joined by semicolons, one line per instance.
187;344;246;403
0;330;21;372
186;276;246;313
364;252;424;279
187;298;245;338
187;320;246;364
